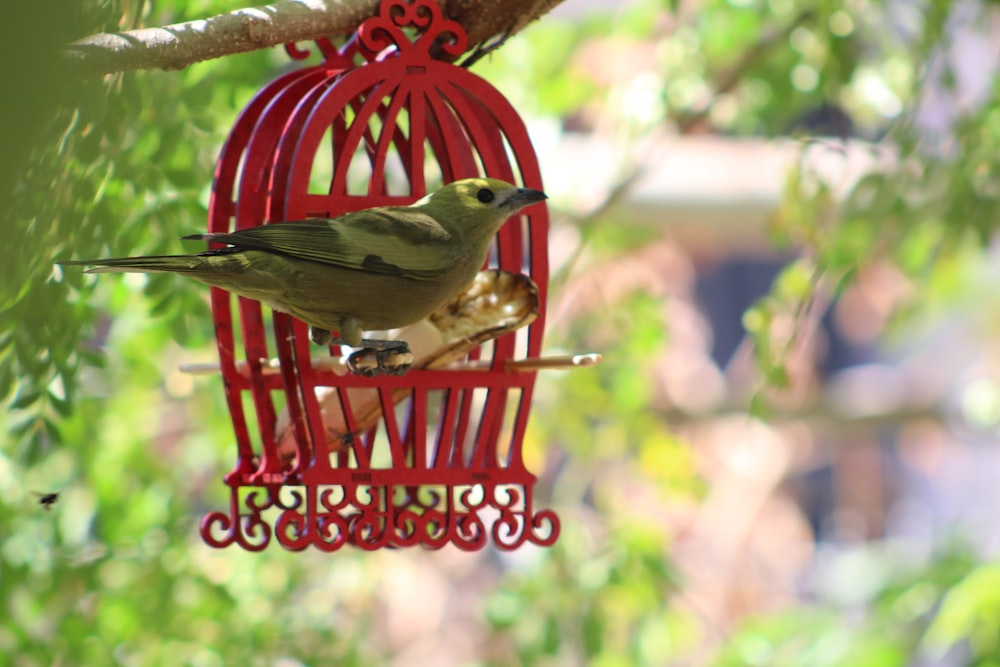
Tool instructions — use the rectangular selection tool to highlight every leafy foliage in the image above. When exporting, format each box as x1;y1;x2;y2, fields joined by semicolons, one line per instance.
1;2;278;457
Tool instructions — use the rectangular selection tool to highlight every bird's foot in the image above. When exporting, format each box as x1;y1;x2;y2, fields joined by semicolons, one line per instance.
309;327;333;346
346;342;414;377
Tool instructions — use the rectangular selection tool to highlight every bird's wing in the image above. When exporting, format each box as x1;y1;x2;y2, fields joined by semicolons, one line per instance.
186;209;456;280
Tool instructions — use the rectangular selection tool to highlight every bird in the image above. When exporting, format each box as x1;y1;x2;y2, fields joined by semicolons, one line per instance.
59;178;547;375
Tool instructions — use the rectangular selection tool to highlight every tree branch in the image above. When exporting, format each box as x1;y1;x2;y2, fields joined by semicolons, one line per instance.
675;7;815;133
65;0;564;78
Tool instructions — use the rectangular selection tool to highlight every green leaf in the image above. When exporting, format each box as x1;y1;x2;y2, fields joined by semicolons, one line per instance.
47;390;73;418
10;387;42;410
42;416;62;445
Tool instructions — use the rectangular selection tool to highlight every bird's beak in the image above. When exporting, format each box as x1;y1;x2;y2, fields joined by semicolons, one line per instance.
508;187;548;208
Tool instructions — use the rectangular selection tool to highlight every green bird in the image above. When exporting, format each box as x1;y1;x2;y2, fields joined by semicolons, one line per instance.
60;178;547;375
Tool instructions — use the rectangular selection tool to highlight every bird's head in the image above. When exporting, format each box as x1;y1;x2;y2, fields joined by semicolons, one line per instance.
415;177;547;240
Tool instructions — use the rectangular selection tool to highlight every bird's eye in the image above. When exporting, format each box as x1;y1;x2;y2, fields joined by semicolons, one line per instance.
476;188;495;204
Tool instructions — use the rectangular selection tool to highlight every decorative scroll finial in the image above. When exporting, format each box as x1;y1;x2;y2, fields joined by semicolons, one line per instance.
358;0;468;60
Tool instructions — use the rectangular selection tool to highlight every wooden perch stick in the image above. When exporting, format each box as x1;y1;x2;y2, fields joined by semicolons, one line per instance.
178;352;602;376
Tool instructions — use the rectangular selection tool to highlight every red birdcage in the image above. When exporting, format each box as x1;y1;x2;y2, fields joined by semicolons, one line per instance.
199;0;561;551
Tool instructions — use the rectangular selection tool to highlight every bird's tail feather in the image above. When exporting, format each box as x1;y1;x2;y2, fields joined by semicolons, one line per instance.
58;255;208;274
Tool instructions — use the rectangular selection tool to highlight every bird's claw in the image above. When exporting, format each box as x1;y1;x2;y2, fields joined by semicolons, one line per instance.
346;344;414;377
310;327;333;346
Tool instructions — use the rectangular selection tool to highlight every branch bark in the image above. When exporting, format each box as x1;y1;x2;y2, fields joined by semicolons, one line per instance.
66;0;564;78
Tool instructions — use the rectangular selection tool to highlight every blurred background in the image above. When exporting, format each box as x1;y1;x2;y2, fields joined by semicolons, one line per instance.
5;0;1000;665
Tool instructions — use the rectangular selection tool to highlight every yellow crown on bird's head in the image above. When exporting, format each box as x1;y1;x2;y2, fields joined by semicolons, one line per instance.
415;178;547;214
